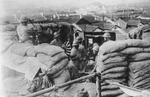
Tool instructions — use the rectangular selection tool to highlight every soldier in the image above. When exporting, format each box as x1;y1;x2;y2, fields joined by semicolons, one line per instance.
50;31;63;47
85;43;99;73
69;39;81;79
17;16;34;44
77;37;87;72
70;39;80;62
50;26;72;56
103;32;111;42
77;36;86;60
70;36;86;73
92;43;99;61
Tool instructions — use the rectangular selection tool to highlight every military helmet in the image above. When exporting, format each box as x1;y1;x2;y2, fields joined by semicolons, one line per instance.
93;43;99;47
103;32;111;38
20;16;29;23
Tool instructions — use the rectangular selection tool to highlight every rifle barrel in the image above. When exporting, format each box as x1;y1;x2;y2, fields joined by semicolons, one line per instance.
26;73;99;97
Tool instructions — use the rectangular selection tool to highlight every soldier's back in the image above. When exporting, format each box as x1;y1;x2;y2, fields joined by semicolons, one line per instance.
17;24;34;43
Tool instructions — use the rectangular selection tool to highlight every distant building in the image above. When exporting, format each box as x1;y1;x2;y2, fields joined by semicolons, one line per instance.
76;18;92;25
137;13;150;20
114;29;129;40
85;25;98;32
127;19;141;28
115;18;127;29
76;15;99;25
99;22;115;31
29;15;46;23
114;8;143;20
94;28;103;32
140;19;150;25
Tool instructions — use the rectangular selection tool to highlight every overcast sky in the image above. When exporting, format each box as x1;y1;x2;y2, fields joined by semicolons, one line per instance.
2;0;149;8
0;0;149;16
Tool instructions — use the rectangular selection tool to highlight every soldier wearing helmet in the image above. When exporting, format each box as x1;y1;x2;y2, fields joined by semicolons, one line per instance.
103;32;111;42
77;36;86;61
86;43;99;73
92;43;99;59
70;36;86;72
50;30;63;47
20;16;28;24
17;16;34;44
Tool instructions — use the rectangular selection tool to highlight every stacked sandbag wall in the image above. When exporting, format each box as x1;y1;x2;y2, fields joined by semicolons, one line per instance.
96;39;150;97
128;48;150;90
10;42;70;82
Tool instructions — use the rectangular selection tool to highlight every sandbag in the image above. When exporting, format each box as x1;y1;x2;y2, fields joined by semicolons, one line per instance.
134;75;150;86
129;60;150;73
34;44;69;77
128;52;150;62
101;84;120;91
36;52;68;68
134;78;150;88
133;69;150;79
103;56;127;65
47;58;68;77
99;40;127;55
102;72;127;80
2;41;68;81
35;43;64;56
97;39;150;96
128;56;150;90
143;47;150;52
126;39;150;47
99;39;150;55
128;72;150;87
53;68;70;85
102;62;128;72
120;47;144;55
101;52;125;62
102;67;128;75
36;50;69;77
121;47;150;55
102;79;127;87
11;42;34;56
101;82;109;87
128;64;150;88
101;89;123;97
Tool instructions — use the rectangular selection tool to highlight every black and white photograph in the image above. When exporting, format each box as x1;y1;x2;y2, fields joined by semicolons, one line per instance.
0;0;150;97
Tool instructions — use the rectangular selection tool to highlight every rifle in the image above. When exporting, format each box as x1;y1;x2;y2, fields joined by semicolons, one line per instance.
26;72;100;97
